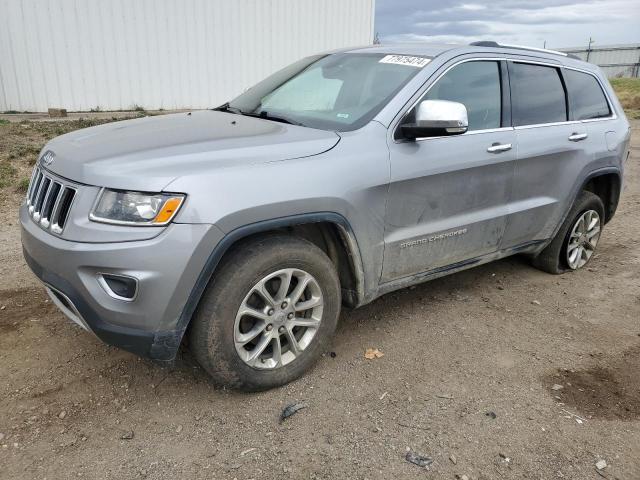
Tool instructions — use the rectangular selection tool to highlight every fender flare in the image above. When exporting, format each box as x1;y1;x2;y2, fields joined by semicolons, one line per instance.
174;212;365;337
536;166;622;254
579;167;622;223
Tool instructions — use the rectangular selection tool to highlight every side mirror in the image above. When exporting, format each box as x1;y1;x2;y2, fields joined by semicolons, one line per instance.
401;100;468;139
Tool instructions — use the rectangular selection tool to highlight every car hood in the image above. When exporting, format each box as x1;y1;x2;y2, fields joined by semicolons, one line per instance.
43;111;340;191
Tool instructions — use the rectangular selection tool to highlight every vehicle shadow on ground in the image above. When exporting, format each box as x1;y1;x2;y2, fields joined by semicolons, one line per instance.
170;254;540;391
1;252;541;418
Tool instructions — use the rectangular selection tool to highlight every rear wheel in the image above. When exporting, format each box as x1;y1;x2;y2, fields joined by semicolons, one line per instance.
565;209;602;269
189;235;340;391
532;191;604;274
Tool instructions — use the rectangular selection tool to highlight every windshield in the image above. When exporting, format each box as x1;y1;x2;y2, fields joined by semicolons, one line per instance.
226;53;430;132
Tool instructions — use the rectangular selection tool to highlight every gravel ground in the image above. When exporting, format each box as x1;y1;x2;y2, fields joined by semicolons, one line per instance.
0;121;639;480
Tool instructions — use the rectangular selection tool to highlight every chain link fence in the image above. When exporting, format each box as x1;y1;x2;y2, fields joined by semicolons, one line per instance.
560;44;640;78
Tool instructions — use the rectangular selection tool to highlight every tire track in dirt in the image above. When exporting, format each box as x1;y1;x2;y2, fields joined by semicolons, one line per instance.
0;287;55;333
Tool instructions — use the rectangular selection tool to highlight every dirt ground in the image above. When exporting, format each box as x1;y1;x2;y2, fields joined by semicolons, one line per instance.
1;120;639;480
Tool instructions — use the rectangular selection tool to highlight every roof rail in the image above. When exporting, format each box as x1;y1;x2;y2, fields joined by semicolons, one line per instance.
469;41;581;60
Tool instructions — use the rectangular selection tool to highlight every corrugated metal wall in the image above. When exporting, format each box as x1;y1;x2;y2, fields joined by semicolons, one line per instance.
0;0;375;112
560;44;640;78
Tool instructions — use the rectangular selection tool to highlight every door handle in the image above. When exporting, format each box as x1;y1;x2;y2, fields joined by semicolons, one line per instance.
487;143;512;153
568;132;588;142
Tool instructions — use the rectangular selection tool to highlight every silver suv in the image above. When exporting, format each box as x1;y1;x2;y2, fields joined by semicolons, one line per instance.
21;42;631;390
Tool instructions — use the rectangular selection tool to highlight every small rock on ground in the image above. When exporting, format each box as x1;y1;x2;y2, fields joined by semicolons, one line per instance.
596;459;607;470
405;451;433;468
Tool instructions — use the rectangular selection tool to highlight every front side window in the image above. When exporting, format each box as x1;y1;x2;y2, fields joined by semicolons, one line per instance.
564;69;611;120
420;61;502;131
511;63;567;126
228;53;429;131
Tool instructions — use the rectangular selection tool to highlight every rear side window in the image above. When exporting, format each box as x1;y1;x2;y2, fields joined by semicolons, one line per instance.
564;69;611;120
422;61;501;131
510;63;567;126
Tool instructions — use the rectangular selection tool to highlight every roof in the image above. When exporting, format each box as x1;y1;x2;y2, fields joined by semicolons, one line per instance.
342;43;460;58
337;42;597;71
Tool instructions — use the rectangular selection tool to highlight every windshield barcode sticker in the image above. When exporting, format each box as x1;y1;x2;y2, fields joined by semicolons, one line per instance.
379;55;431;68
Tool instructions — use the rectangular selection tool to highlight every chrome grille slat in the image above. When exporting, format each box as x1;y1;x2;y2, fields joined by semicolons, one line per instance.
51;187;76;233
28;170;44;210
25;165;77;235
40;182;62;228
32;177;50;221
26;167;39;200
49;186;66;228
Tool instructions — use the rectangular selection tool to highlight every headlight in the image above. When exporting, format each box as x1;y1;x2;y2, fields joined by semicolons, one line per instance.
89;189;185;226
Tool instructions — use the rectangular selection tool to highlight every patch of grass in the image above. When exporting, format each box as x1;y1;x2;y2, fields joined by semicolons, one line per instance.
0;161;17;188
7;150;39;165
626;109;640;120
0;119;9;125
8;144;40;160
132;104;145;112
16;176;31;193
610;78;640;113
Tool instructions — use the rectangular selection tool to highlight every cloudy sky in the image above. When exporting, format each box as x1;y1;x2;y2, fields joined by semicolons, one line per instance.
375;0;640;49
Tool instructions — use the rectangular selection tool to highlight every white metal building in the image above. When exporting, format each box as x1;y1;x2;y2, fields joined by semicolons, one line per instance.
0;0;375;112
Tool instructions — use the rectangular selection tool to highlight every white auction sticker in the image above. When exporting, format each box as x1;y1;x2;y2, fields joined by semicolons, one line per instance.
379;55;431;68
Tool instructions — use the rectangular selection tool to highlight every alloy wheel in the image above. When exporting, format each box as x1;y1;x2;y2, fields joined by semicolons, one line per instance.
233;268;324;369
566;209;601;270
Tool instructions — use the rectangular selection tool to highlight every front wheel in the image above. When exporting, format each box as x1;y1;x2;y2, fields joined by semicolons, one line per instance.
532;191;604;274
189;235;341;391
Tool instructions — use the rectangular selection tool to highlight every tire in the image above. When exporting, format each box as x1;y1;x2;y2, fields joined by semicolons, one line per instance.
189;235;341;391
532;191;605;274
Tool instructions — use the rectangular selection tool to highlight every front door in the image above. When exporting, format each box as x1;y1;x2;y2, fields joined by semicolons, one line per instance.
382;59;515;282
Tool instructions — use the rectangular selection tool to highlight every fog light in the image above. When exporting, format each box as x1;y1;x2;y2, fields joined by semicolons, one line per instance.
98;273;138;301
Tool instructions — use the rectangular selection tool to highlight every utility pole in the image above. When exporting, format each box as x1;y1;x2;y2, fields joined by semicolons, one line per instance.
586;37;594;62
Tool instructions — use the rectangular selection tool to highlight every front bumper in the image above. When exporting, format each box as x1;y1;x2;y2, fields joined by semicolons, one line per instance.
20;203;223;360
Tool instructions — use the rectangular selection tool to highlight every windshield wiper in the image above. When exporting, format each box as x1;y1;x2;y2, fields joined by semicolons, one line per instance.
244;110;305;127
214;104;305;127
213;102;243;114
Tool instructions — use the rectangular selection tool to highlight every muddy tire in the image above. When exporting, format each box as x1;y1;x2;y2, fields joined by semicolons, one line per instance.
189;235;340;391
532;191;605;274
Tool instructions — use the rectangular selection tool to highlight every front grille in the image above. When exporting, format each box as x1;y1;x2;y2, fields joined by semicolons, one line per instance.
26;165;76;234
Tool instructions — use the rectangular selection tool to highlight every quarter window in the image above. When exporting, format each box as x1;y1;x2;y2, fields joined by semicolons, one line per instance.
510;63;567;126
421;61;502;131
564;69;611;120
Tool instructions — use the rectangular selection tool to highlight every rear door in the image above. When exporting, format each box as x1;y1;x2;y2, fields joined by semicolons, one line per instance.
382;59;516;282
563;67;618;181
500;60;593;248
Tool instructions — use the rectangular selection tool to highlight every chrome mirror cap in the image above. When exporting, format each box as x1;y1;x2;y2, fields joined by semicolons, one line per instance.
401;99;469;139
416;99;469;134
